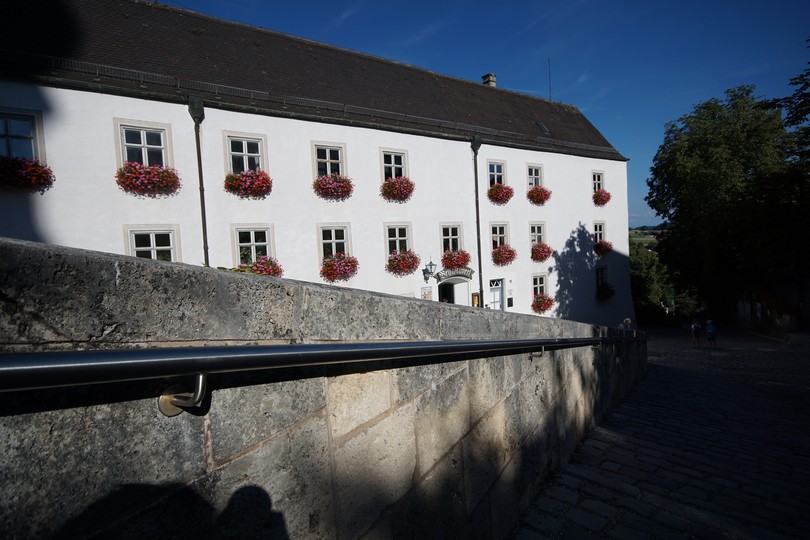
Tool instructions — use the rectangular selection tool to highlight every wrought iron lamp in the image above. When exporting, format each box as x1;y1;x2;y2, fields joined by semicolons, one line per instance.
422;259;437;283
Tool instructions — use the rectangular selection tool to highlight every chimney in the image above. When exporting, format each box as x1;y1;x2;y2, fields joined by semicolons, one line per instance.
482;73;497;87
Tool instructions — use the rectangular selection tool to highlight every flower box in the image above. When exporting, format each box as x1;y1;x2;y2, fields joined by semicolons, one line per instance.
487;183;514;205
526;185;552;206
313;173;353;201
235;255;283;277
115;161;180;198
530;242;553;262
596;282;616;301
320;251;359;282
594;240;613;257
224;169;273;199
492;244;517;266
532;293;555;314
593;189;611;206
441;249;471;270
380;176;415;203
385;249;421;276
0;156;55;194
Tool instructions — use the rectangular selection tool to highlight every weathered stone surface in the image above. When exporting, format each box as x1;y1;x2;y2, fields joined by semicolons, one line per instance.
391;359;465;403
414;367;470;475
209;376;326;462
333;402;417;539
462;400;509;514
468;355;506;422
0;399;205;538
327;370;390;440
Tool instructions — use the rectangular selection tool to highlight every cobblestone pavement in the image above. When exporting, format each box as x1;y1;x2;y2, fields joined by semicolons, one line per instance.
511;328;810;539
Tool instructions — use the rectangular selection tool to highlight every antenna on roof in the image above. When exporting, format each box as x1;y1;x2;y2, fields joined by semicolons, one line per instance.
548;58;552;101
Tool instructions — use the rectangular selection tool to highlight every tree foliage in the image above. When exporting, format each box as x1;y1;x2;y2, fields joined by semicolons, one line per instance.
646;84;809;317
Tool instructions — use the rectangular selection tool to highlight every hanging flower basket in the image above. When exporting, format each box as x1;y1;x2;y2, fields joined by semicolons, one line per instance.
0;156;55;194
492;244;517;266
596;282;616;302
530;242;553;262
313;173;353;201
380;176;415;203
594;240;613;257
234;255;283;277
441;249;471;270
115;161;180;198
487;184;514;205
593;189;611;206
224;170;273;199
385;249;421;277
320;251;359;282
526;185;552;206
532;293;555;314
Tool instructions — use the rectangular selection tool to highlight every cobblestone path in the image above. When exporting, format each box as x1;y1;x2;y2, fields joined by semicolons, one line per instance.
511;328;810;539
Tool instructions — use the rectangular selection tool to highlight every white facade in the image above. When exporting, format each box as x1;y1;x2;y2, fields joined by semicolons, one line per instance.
1;81;633;325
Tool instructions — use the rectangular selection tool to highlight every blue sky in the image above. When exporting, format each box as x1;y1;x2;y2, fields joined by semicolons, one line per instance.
162;0;809;227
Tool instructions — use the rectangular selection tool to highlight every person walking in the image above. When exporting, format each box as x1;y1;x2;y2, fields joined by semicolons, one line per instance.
691;319;702;347
706;320;717;349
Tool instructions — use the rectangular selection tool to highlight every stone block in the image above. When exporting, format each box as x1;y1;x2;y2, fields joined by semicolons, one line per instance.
414;368;470;474
468;356;506;422
208;376;326;462
391;359;466;403
327;370;391;440
333;402;416;539
462;400;508;514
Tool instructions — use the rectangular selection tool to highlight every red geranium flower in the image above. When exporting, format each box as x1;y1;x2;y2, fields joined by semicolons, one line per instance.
526;185;552;206
0;156;56;194
385;250;421;276
236;255;284;277
530;242;553;262
593;189;611;207
594;240;613;257
380;176;415;203
313;173;353;201
116;162;180;198
225;170;273;199
492;244;517;266
320;251;359;282
532;293;555;314
487;183;514;205
441;249;471;269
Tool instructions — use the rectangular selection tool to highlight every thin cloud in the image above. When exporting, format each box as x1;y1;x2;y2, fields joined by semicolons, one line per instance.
399;21;445;47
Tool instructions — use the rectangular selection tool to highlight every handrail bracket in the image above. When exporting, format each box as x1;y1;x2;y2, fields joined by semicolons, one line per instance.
158;373;207;417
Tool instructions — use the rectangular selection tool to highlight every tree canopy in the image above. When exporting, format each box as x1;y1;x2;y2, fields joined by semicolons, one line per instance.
645;84;809;318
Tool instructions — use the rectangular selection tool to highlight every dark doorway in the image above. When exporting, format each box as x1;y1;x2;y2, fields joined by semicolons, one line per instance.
438;282;455;304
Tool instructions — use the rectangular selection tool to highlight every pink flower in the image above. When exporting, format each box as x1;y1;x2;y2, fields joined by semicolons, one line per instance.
380;176;415;203
487;184;514;205
530;242;553;262
526;185;552;206
115;162;180;198
532;293;555;314
236;255;284;277
593;189;611;206
313;173;353;201
225;170;273;199
320;251;359;282
0;156;55;194
441;249;471;269
594;240;613;257
385;250;421;276
492;244;517;266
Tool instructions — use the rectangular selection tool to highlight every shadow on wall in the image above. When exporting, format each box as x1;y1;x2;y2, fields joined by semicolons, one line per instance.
0;0;79;244
54;484;289;540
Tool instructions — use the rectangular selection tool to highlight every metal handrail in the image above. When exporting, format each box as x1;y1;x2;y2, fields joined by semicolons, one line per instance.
0;336;640;394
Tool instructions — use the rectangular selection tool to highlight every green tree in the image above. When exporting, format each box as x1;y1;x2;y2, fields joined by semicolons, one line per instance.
645;86;795;317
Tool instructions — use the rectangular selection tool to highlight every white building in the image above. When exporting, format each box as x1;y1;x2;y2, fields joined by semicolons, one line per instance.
0;0;633;326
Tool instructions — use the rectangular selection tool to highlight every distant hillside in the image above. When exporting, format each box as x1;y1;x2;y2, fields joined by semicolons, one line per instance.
630;223;668;232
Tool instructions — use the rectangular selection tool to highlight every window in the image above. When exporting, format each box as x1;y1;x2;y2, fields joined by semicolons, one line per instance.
382;150;406;179
122;126;165;165
527;165;543;188
533;274;547;296
593;222;605;242
592;171;604;192
491;224;508;249
488;161;505;186
234;226;273;265
229;137;262;173
442;225;461;252
315;145;343;176
129;230;176;261
530;223;545;244
386;225;410;255
0;111;38;158
321;226;349;258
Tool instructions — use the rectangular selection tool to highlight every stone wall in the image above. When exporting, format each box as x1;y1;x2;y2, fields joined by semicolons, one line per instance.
0;237;646;539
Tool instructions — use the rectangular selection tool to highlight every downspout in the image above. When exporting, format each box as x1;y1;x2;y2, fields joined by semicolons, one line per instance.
187;95;209;267
471;135;484;306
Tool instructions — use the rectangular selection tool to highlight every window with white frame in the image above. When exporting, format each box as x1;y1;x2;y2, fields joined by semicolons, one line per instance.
530;223;545;244
488;161;505;186
1;110;39;159
592;171;604;192
386;225;410;255
593;222;605;242
527;165;543;188
121;126;166;166
320;226;349;258
533;274;547;296
229;137;262;173
128;229;176;262
315;145;343;176
234;226;273;265
491;224;508;249
442;225;461;252
382;150;406;179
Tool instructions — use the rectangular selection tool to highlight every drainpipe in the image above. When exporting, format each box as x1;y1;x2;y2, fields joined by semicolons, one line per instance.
471;135;484;307
187;95;209;267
